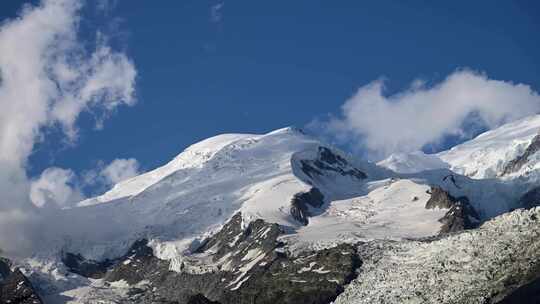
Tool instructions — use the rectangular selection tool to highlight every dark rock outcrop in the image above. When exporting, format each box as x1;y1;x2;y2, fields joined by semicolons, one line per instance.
0;261;43;304
194;213;244;255
62;252;113;279
426;186;459;209
99;213;361;304
62;238;153;281
438;197;479;234
290;187;324;225
104;239;156;284
300;147;367;180
0;257;10;280
425;186;480;234
218;243;360;304
502;132;540;176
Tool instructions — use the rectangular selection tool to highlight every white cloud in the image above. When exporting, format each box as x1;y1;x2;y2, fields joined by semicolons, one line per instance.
0;0;135;167
321;70;540;159
0;0;136;256
30;167;84;208
100;158;140;185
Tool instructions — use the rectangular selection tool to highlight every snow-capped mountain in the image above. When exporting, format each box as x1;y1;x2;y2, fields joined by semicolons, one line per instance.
2;117;540;304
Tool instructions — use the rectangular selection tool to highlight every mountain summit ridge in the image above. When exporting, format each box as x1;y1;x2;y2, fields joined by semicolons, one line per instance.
3;117;540;303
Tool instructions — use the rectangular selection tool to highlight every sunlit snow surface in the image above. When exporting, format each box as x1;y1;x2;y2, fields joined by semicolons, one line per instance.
439;114;540;179
379;114;540;180
282;179;447;252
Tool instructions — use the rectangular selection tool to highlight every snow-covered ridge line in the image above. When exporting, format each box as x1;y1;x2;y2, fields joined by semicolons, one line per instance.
77;133;259;206
379;114;540;181
43;127;330;261
439;114;540;179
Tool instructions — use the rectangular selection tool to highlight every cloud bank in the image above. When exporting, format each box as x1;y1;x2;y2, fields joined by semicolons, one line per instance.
28;158;140;209
318;70;540;159
0;0;136;255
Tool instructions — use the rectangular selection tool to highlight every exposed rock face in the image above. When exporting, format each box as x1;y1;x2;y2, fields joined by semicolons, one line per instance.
290;187;324;225
62;252;113;279
425;186;480;234
218;243;361;304
438;198;479;234
0;259;43;304
518;186;540;210
426;186;459;209
0;257;10;280
502;133;540;176
71;213;362;304
194;214;283;266
300;147;367;180
104;239;156;284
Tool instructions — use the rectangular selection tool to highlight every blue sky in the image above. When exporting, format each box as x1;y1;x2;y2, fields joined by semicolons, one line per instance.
1;0;540;196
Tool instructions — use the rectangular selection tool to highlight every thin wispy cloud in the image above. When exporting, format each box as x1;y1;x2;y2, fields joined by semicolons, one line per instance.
211;2;224;23
100;158;140;185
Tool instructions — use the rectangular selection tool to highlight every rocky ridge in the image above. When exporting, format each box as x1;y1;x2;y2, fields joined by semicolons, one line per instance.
425;186;480;234
60;213;361;304
0;258;44;304
502;132;540;176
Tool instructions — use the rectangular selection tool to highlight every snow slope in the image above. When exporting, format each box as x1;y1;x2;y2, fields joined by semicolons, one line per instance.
77;133;257;206
379;114;540;180
282;179;448;252
50;128;320;260
438;114;540;179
